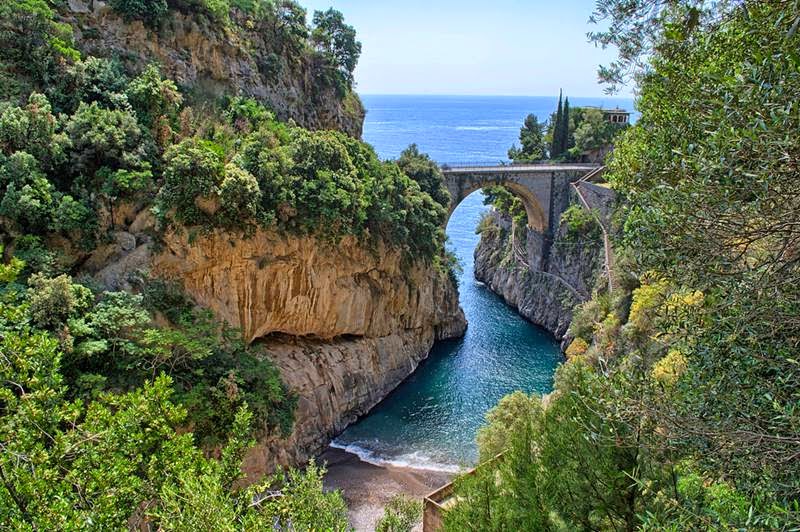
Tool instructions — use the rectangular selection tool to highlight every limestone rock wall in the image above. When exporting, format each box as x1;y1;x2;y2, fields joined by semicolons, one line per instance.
152;230;464;343
474;202;603;348
59;3;364;137
151;228;466;475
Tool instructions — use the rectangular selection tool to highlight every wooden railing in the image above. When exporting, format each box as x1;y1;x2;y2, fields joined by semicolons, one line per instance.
422;453;505;531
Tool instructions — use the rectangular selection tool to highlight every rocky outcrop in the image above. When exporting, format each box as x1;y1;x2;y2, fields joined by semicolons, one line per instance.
150;228;465;475
152;230;464;343
59;2;364;137
474;201;603;348
241;329;447;479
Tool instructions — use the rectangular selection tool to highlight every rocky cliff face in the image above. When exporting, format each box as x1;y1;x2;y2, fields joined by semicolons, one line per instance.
474;204;602;348
59;2;364;137
149;228;465;476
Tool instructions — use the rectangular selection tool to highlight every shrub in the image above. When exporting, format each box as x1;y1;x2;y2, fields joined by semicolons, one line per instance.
0;174;57;233
376;495;422;532
27;273;93;330
51;194;95;235
564;337;589;359
109;0;168;26
559;204;599;240
397;144;450;207
218;163;261;227
65;101;149;179
126;64;182;129
0;93;68;171
156;137;226;227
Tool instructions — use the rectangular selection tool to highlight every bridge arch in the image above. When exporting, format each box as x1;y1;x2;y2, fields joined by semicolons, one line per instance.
445;180;547;232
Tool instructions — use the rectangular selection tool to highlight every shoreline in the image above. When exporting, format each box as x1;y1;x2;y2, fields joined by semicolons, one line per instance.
320;447;456;532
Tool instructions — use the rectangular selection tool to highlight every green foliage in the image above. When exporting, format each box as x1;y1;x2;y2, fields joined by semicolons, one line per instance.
0;158;57;233
483;185;526;228
65;101;150;179
109;0;168;26
454;3;800;530
255;460;350;531
573;107;615;152
550;90;566;158
508;113;546;161
0;0;80;99
445;361;672;531
232;126;448;259
156;137;228;227
0;93;68;171
27;273;93;330
224;96;274;132
312;8;361;88
0;305;323;531
605;0;800;506
397;144;450;207
559;204;600;241
126;64;183;130
375;495;422;532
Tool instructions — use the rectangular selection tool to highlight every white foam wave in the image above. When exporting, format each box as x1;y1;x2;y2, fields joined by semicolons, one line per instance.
329;440;463;474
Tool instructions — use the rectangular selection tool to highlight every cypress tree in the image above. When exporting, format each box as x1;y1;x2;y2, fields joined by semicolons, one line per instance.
551;90;563;158
561;97;571;157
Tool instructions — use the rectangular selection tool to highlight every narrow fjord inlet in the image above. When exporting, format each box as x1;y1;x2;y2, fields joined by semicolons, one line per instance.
331;94;630;469
332;191;562;468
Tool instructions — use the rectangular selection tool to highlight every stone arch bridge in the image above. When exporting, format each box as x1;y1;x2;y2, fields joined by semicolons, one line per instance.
441;163;600;236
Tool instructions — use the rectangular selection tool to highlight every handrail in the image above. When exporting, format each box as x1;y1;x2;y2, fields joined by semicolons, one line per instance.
439;161;599;170
572;177;615;295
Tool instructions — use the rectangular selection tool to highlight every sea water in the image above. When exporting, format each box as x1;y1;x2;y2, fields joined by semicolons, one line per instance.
331;94;634;470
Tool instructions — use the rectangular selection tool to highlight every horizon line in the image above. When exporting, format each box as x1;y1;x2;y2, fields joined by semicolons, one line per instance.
357;92;635;99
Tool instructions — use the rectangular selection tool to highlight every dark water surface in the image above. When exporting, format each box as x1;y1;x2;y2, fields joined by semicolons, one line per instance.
331;94;633;469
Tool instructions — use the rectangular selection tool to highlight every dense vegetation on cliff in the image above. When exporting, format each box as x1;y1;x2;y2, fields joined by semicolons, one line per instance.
447;1;800;530
0;0;454;528
506;92;628;162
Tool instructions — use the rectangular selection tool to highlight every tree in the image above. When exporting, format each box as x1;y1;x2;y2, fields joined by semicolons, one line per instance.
560;97;571;153
108;0;168;27
0;93;69;171
65;101;149;179
397;144;450;207
508;113;546;162
155;137;226;227
550;90;564;157
126;64;182;130
588;0;731;94
376;495;422;532
312;8;362;86
0;152;57;233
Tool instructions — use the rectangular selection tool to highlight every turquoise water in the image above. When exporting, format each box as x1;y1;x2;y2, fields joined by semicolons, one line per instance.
331;95;633;469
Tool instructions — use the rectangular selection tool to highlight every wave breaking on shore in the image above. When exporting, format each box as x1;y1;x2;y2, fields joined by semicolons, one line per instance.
329;440;464;474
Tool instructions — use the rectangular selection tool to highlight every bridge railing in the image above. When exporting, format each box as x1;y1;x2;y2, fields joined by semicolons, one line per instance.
439;161;599;170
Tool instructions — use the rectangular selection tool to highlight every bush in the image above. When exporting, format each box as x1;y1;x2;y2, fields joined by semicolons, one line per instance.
156;137;226;226
397;144;450;207
27;273;93;330
126;64;182;129
65;101;149;179
559;204;599;240
376;495;422;532
0;172;57;233
0;93;68;171
218;163;262;227
109;0;168;26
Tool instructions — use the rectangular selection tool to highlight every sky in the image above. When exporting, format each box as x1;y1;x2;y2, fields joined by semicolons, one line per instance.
300;0;630;97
